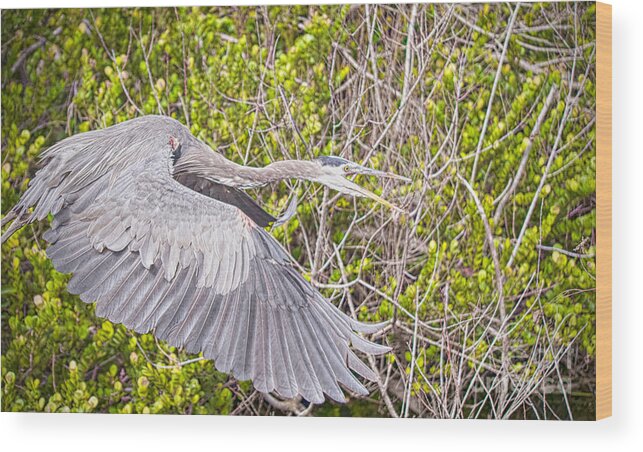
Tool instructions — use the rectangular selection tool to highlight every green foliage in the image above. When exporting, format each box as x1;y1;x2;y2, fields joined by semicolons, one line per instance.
2;4;596;418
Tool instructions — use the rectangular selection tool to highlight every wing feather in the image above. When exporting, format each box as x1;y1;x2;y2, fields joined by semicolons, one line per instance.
267;307;297;398
283;309;325;404
253;300;270;393
298;311;345;403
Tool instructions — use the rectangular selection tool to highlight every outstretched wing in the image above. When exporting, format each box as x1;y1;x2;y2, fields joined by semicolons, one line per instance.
2;115;389;403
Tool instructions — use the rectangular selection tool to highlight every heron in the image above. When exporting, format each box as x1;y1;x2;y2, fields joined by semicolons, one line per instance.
1;115;411;404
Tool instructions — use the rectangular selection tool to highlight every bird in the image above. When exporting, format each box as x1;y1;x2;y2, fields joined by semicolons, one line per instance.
1;115;411;404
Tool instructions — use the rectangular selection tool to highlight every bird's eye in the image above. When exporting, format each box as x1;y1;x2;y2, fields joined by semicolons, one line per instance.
343;165;350;173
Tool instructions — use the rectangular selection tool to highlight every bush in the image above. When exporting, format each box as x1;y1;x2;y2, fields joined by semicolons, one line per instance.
2;3;597;418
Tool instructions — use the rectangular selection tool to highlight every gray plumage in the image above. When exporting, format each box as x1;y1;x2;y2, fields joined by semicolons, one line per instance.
1;115;410;404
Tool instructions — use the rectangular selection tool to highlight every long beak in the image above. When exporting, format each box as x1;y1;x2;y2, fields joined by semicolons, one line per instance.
342;178;406;213
360;167;413;183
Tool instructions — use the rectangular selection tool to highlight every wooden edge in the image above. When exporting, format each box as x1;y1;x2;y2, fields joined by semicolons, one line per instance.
595;1;612;421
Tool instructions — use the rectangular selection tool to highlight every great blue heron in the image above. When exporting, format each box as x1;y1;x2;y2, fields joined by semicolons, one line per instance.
1;115;411;404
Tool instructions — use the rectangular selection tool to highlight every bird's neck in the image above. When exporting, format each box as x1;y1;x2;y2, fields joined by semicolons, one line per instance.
229;160;321;188
241;160;319;185
176;151;319;189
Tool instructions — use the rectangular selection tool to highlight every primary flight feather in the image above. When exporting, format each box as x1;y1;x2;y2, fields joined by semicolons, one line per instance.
1;115;410;404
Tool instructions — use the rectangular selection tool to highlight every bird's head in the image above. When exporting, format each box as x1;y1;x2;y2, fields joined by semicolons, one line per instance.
313;156;411;211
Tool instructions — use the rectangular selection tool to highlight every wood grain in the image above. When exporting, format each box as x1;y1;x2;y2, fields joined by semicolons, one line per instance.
595;1;612;421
